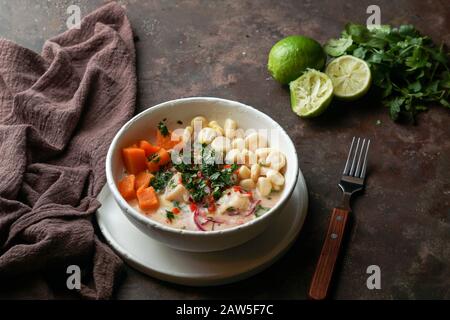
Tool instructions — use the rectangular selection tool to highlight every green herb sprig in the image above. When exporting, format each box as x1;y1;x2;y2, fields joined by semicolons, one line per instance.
325;23;449;122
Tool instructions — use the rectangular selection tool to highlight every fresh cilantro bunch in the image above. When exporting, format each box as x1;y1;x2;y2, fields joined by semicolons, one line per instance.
325;23;449;122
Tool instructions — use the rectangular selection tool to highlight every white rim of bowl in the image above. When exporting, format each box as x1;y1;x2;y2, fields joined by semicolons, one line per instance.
105;97;299;236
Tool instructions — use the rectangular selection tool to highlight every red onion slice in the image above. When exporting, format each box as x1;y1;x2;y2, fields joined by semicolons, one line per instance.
206;216;225;224
193;209;206;231
245;200;261;216
226;210;240;216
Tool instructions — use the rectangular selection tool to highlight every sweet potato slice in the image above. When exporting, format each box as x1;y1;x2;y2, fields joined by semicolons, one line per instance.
155;148;170;166
118;174;136;200
156;130;180;150
136;186;159;211
146;161;160;173
146;147;170;171
135;171;154;190
139;140;160;156
122;147;147;174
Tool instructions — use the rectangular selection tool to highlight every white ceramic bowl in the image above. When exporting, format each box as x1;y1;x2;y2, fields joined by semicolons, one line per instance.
106;97;299;252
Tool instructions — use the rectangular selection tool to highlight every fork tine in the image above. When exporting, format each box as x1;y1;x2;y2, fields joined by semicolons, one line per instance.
343;137;356;175
349;137;360;176
355;138;366;177
360;139;371;179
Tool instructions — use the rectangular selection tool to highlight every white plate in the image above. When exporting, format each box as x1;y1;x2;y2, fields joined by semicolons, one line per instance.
96;173;308;286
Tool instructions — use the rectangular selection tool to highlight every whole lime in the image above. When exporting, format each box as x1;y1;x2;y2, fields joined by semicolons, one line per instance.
268;35;326;85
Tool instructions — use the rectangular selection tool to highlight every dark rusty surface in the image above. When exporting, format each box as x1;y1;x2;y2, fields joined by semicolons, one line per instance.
0;0;449;299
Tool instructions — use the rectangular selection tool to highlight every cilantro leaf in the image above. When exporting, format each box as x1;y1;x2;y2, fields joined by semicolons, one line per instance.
440;99;450;108
157;121;169;137
344;23;370;43
352;47;367;60
324;37;353;57
166;210;175;222
385;97;404;121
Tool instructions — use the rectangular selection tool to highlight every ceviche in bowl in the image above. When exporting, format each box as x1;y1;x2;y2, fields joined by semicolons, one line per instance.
106;97;299;252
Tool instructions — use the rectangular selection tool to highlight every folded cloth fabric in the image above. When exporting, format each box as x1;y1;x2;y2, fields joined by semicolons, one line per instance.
0;2;136;299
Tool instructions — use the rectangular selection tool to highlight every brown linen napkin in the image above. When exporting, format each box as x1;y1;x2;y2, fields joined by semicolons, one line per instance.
0;2;136;299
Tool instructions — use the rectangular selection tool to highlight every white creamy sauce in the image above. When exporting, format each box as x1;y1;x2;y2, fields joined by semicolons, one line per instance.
131;186;282;231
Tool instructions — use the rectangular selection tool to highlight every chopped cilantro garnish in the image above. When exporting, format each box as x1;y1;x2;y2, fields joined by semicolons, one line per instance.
255;205;270;217
209;172;221;180
151;170;174;192
157;121;169;137
173;146;238;203
166;210;175;222
168;179;177;189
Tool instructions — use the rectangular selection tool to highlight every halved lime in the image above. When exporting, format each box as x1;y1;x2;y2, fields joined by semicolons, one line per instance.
325;55;371;100
289;69;334;118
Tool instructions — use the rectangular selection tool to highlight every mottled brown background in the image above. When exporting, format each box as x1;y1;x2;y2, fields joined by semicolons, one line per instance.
0;0;449;299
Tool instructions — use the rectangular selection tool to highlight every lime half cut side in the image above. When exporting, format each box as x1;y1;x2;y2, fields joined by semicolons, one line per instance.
289;69;334;118
325;55;372;100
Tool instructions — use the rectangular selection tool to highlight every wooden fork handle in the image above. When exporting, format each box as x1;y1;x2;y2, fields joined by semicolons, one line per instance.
309;208;350;300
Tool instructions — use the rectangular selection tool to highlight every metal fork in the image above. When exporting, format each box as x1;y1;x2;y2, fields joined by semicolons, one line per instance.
309;137;371;300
